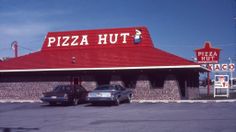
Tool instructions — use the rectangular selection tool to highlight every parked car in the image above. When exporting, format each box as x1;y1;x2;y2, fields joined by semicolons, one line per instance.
41;85;88;105
87;84;132;105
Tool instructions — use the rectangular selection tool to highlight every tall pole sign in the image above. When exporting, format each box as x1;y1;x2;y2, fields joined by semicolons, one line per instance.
195;41;221;96
195;41;221;64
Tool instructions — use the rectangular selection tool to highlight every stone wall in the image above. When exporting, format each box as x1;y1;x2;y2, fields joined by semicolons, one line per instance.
0;71;199;100
110;75;125;87
186;87;199;99
81;75;97;91
132;74;181;100
0;81;69;100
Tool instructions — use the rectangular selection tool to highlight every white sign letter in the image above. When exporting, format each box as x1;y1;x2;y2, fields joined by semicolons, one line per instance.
221;64;228;71
109;34;118;44
229;63;235;71
98;34;107;44
80;35;89;45
71;36;79;46
57;37;61;46
120;33;130;44
214;64;221;71
62;36;70;46
48;37;56;47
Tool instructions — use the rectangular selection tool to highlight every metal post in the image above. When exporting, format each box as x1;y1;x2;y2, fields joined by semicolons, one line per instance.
14;44;18;58
230;69;233;88
229;57;233;88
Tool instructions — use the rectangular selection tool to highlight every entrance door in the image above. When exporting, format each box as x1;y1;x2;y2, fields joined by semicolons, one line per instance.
72;77;81;85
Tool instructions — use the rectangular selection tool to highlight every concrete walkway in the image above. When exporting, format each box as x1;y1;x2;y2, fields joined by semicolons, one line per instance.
1;99;236;103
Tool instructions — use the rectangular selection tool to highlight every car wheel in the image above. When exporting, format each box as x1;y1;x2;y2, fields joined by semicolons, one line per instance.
114;97;120;106
126;95;132;103
72;98;79;106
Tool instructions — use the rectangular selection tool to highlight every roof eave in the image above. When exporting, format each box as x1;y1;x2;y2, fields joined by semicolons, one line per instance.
0;65;209;73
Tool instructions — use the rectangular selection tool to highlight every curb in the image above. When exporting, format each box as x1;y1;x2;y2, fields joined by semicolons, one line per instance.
0;100;42;103
1;99;236;103
131;99;236;103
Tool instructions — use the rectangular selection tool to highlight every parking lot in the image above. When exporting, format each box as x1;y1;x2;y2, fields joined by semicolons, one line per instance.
0;102;236;132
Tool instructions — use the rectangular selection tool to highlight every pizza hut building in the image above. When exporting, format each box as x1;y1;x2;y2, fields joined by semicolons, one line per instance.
0;27;207;100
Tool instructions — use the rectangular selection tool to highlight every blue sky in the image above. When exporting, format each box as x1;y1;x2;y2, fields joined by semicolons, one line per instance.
0;0;235;65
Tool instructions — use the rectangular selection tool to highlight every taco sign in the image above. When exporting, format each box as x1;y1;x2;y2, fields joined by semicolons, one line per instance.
203;63;235;72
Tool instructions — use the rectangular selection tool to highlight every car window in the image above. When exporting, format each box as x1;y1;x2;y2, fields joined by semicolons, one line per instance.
95;85;115;90
54;85;72;92
117;85;125;91
79;86;87;92
115;85;121;91
120;86;126;91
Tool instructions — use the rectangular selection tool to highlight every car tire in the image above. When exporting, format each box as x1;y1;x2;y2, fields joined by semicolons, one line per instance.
114;97;120;106
49;102;56;106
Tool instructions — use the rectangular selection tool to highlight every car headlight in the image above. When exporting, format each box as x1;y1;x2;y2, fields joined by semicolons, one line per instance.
88;93;93;98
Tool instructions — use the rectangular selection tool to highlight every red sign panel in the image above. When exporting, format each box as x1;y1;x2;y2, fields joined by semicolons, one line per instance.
195;41;221;64
41;27;153;51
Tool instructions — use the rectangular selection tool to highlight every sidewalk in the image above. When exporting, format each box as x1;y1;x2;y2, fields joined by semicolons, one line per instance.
1;86;236;104
199;86;236;99
1;99;236;104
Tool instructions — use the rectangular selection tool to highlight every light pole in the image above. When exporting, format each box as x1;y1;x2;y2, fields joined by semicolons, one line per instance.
229;57;233;88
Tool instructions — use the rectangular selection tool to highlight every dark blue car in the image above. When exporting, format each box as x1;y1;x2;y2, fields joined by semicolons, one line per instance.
87;84;132;105
41;85;88;106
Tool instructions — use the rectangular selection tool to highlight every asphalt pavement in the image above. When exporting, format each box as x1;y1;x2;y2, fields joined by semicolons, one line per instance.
0;102;236;132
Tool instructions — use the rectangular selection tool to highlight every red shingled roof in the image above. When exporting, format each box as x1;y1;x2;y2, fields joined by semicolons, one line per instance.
0;27;204;72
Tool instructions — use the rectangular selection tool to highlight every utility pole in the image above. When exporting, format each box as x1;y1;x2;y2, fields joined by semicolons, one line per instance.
229;57;233;88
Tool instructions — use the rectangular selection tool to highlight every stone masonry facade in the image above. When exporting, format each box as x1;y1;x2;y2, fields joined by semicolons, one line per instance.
0;70;199;100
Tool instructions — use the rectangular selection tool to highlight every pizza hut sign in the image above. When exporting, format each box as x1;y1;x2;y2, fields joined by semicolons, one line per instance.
41;27;151;51
195;41;221;64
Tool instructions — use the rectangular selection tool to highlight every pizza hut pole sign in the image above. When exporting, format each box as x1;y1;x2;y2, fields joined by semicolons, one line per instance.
195;41;221;96
195;41;221;64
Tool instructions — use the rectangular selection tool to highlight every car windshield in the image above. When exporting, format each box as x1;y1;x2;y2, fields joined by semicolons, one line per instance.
95;85;117;90
53;85;72;92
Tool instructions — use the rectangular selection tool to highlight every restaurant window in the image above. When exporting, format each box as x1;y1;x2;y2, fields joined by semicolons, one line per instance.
123;75;137;89
96;75;110;85
150;75;165;89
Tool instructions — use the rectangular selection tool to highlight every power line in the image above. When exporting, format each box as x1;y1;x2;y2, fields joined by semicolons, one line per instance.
0;48;11;51
0;45;35;52
18;45;34;52
159;42;236;48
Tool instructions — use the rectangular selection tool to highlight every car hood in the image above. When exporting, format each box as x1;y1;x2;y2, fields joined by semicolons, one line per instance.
89;90;116;93
43;92;68;97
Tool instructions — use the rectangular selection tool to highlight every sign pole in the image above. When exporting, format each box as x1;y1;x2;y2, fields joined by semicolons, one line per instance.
229;58;233;88
231;71;233;88
207;70;210;96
